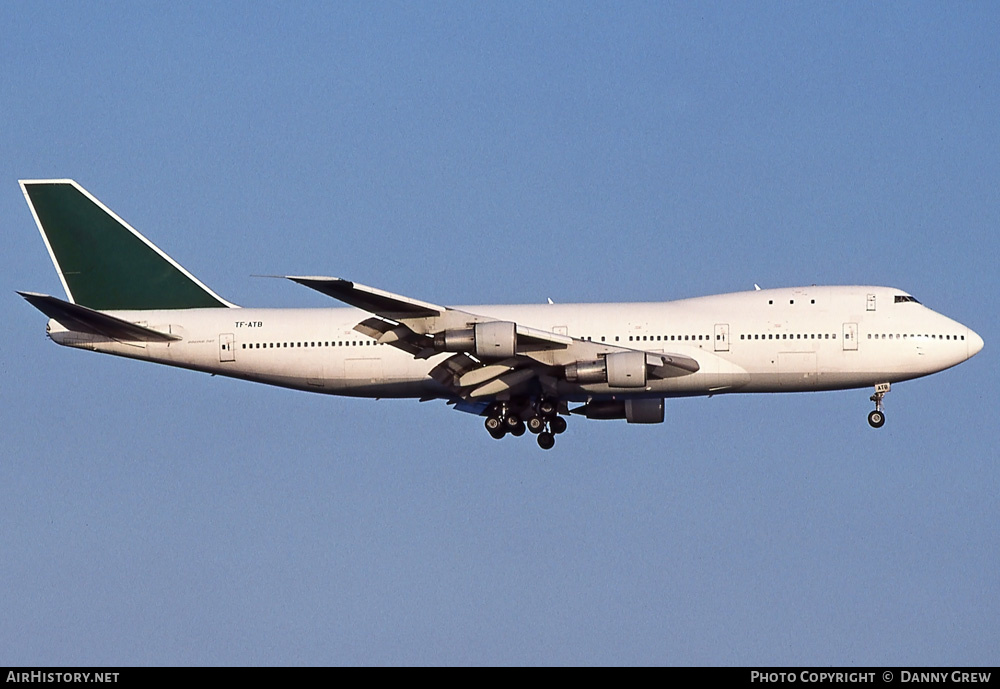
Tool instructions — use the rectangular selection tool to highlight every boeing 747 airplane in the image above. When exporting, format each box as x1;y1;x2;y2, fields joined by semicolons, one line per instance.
18;180;984;449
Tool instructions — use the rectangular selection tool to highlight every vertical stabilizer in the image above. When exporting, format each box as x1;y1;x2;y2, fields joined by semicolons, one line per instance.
20;180;235;310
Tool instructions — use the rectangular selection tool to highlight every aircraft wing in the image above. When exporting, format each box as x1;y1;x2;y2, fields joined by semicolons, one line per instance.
286;276;442;319
287;276;698;398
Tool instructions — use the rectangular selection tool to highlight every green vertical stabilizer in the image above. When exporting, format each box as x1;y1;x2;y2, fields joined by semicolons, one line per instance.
21;180;232;310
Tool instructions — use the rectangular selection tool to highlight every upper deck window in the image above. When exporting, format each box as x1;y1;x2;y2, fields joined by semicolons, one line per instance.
894;295;921;304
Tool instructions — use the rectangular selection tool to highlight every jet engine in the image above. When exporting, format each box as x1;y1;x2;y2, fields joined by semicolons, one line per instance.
433;321;517;359
573;398;665;423
564;351;647;388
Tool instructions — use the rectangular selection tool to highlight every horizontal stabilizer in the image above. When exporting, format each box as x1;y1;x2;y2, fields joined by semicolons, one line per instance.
18;292;180;342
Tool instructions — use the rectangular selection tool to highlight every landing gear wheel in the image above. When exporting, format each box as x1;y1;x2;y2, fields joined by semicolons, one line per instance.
504;414;522;430
537;431;555;450
868;383;889;429
550;416;567;434
526;416;545;434
485;416;506;439
538;399;557;417
510;421;526;437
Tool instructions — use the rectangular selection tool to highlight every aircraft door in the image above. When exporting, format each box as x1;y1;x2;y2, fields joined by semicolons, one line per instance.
843;323;858;351
714;324;730;352
219;333;235;362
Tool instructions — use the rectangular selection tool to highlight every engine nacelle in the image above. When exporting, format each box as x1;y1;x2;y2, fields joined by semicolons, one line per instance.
565;351;647;387
624;398;664;424
575;400;626;419
574;398;665;423
564;358;608;384
433;321;516;360
606;351;647;387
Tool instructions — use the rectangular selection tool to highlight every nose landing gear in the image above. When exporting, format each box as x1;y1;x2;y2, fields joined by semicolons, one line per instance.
868;383;890;428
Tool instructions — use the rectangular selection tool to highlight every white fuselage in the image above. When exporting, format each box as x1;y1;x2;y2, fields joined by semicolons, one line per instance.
47;286;982;402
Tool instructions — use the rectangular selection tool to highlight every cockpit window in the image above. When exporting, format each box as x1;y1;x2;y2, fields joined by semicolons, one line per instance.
894;295;921;304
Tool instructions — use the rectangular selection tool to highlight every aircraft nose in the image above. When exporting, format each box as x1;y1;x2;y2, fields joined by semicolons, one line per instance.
967;328;984;359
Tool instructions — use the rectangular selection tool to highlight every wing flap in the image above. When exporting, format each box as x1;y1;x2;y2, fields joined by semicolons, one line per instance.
428;353;481;388
457;361;518;388
353;317;433;356
468;368;536;398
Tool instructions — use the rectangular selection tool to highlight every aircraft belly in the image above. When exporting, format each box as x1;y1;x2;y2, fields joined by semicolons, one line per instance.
341;357;382;386
777;352;818;390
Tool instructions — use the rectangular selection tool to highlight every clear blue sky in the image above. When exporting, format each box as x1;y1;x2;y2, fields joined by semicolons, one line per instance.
2;1;997;666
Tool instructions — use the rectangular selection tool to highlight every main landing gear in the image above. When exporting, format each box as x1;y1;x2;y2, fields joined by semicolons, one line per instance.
868;382;890;428
484;399;567;449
